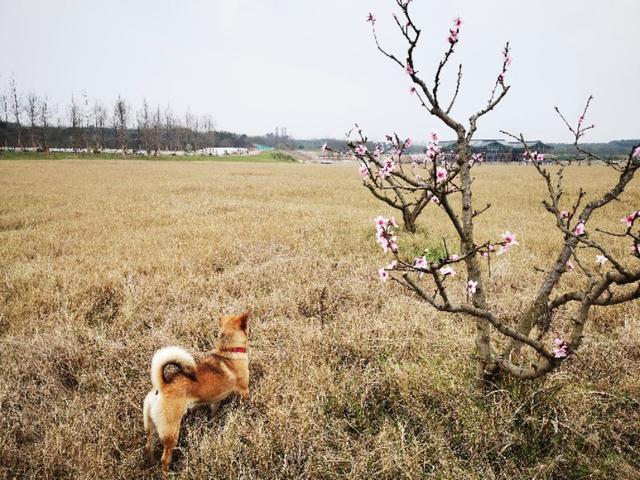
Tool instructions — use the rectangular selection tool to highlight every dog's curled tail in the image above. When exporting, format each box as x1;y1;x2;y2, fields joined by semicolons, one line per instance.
151;346;197;389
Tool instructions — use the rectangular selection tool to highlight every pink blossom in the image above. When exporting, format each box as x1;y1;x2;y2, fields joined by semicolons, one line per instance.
467;280;478;295
553;338;568;358
574;222;585;236
430;195;440;205
470;153;484;167
502;231;518;247
621;211;638;228
374;144;385;156
379;157;395;179
414;256;428;278
439;266;456;277
595;255;608;265
498;73;505;84
535;152;545;162
430;130;439;143
560;210;570;220
453;16;462;27
448;29;459;45
405;63;414;75
321;142;328;152
497;232;518;256
366;12;375;23
374;216;398;254
566;261;574;272
359;163;368;178
355;144;367;156
410;86;416;94
633;146;640;158
404;137;413;149
378;267;389;282
436;166;447;183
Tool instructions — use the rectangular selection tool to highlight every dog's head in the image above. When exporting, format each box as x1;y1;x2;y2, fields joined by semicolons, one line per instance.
217;311;250;347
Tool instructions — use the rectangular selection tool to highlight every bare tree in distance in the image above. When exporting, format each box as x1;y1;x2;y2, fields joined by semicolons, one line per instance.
151;105;162;155
114;96;129;154
0;92;8;149
137;99;151;153
164;106;175;151
68;94;81;152
9;76;22;150
39;96;51;153
82;91;91;151
92;101;107;152
26;92;39;149
338;1;640;386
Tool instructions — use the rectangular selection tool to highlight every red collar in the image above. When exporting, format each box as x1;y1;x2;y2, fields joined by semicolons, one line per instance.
221;347;246;353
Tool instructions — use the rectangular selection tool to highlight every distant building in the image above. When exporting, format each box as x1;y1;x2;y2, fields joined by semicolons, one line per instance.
440;139;552;162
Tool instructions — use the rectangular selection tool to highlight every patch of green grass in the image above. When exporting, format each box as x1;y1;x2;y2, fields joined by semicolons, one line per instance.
0;150;297;163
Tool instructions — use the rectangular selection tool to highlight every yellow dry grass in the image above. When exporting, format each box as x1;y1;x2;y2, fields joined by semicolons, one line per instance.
0;159;639;479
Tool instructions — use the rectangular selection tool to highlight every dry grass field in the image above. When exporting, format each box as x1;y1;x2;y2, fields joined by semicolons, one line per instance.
1;159;639;479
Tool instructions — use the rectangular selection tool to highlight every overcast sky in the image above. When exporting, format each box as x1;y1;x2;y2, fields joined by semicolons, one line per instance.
1;0;638;142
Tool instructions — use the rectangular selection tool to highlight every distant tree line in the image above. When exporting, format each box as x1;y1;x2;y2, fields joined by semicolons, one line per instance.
0;76;272;153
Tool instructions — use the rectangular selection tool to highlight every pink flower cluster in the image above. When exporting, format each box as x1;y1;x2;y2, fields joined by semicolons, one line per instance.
439;266;456;276
374;216;398;253
448;17;461;44
378;260;397;283
621;210;639;228
414;256;428;278
574;222;585;236
379;157;395;179
427;131;441;162
523;150;544;163
467;280;478;295
498;231;518;255
497;44;511;84
553;338;568;358
366;12;375;23
404;137;413;150
470;153;484;167
435;166;447;183
595;255;608;266
359;163;369;178
355;144;367;156
633;146;640;158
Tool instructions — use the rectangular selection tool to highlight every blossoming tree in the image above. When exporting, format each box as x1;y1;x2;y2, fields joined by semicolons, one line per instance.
334;0;640;384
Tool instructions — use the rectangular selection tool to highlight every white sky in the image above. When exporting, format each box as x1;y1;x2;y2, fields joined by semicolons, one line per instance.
1;0;638;142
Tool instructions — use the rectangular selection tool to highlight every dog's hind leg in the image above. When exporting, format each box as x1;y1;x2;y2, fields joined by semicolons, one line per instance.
160;433;178;475
143;391;156;463
157;398;187;475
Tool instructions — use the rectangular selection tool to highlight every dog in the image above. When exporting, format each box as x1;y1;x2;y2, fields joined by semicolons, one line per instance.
143;312;250;474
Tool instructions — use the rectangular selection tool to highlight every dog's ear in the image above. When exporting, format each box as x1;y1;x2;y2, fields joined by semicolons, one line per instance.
238;311;250;330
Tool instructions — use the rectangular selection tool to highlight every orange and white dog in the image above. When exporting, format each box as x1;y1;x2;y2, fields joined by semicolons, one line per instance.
143;312;250;474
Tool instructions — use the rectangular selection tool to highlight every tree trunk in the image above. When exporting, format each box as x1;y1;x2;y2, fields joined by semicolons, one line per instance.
402;209;417;233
